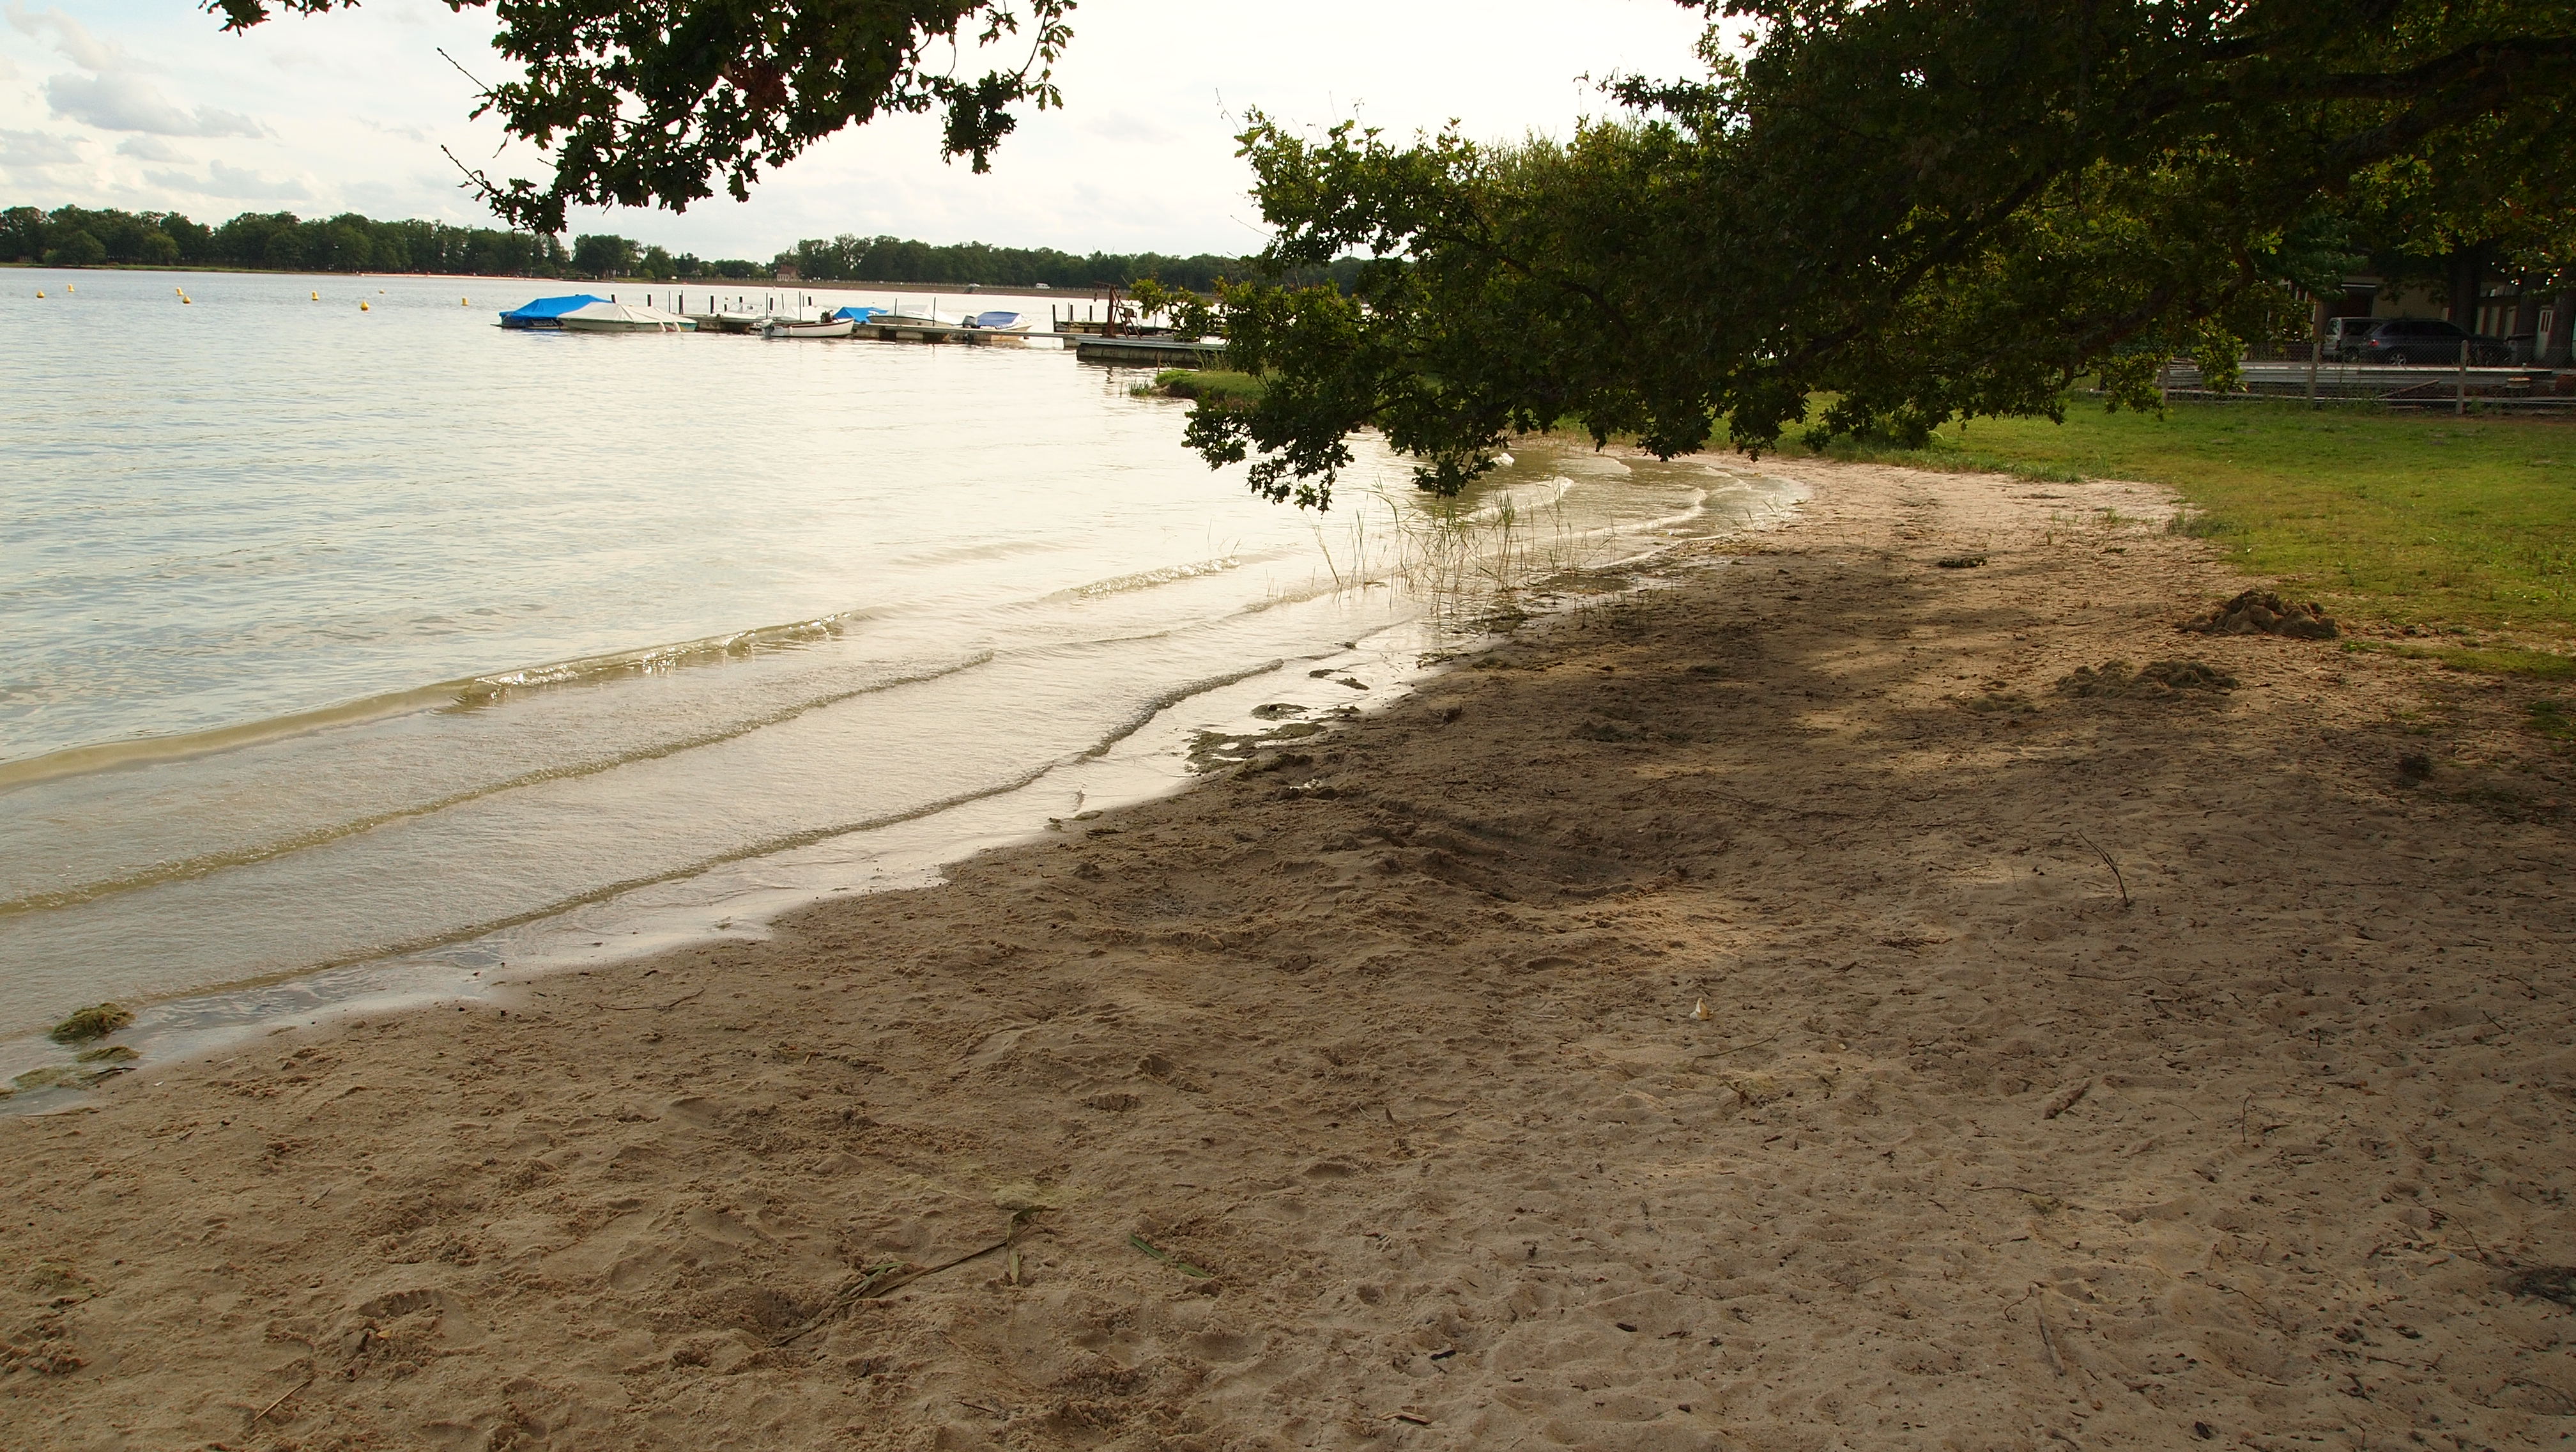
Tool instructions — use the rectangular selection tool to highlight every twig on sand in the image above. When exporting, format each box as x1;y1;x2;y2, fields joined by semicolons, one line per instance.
2075;833;2129;907
2043;1080;2094;1120
2032;1293;2069;1377
771;1238;1013;1346
596;987;707;1012
254;1372;316;1423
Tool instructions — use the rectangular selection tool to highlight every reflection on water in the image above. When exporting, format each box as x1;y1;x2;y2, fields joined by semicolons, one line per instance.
0;266;1804;1086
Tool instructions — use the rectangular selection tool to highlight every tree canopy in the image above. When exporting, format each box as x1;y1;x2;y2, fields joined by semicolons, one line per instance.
208;0;1071;235
1184;0;2576;506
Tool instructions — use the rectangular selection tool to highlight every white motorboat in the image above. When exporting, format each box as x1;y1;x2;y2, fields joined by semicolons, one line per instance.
760;316;856;338
962;310;1033;334
555;300;695;333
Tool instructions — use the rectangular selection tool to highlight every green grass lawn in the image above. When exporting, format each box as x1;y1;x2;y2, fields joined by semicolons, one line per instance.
1805;401;2576;670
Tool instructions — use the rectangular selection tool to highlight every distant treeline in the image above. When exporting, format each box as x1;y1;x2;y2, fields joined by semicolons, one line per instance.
4;203;1371;292
3;204;583;275
775;233;1367;293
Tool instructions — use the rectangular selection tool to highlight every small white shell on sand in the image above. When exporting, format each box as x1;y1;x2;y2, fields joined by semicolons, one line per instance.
1690;999;1712;1021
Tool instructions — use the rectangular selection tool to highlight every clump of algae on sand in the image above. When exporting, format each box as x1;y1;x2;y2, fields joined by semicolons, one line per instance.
49;1003;134;1044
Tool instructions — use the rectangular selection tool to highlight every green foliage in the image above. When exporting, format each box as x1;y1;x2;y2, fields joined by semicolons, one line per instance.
1193;0;2576;508
210;0;1073;236
44;229;105;266
572;233;640;278
1124;277;1220;338
4;202;573;275
774;233;1296;293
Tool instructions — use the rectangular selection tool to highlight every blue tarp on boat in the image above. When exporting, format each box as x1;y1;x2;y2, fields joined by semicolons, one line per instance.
498;293;610;328
970;311;1023;329
831;306;886;323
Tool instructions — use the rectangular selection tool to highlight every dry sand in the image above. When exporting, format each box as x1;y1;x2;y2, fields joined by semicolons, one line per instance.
5;460;2573;1452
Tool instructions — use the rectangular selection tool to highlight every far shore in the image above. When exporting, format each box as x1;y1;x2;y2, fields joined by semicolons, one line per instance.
4;260;1124;300
4;457;2570;1449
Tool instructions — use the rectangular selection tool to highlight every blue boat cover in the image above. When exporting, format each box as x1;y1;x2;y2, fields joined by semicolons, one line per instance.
971;311;1022;328
498;293;609;327
831;306;887;323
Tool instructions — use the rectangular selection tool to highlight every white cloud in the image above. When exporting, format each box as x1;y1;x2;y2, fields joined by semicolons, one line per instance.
145;158;309;201
47;70;264;137
1;126;83;165
6;1;124;72
116;134;187;162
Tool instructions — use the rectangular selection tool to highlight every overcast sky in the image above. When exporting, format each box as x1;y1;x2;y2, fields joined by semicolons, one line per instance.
1;0;1715;258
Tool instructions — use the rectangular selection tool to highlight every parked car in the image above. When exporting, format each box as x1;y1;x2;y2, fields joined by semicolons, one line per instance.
2320;316;2376;360
2349;318;2510;365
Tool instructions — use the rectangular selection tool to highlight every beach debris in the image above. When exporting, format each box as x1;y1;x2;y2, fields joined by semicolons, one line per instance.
1935;555;1988;569
74;1044;139;1064
48;1003;132;1044
2180;589;2338;640
1690;999;1713;1021
2052;660;2236;699
2075;833;2131;906
1961;686;2035;713
2043;1079;2094;1120
254;1371;316;1423
2506;1265;2576;1308
10;1063;126;1093
1128;1233;1213;1278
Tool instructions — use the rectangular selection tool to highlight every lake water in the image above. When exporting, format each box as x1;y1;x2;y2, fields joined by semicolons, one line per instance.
0;266;1802;1072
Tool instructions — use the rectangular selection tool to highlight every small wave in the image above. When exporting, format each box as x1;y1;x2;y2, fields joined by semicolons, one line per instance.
45;656;1314;999
0;606;886;791
1046;557;1243;602
452;609;880;706
0;651;999;920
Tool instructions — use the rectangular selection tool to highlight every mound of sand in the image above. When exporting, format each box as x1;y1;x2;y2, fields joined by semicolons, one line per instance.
2181;589;2340;640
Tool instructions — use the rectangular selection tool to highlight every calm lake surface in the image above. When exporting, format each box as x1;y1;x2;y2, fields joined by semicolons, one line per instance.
0;266;1802;1062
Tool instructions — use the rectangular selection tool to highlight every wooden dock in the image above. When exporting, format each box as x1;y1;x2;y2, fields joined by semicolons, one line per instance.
1070;336;1229;367
677;314;1231;369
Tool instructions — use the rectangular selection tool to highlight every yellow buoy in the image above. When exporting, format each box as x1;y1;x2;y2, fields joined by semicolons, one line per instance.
65;283;73;292
35;290;43;298
461;297;470;307
182;296;192;305
176;286;184;295
311;291;319;301
359;300;369;311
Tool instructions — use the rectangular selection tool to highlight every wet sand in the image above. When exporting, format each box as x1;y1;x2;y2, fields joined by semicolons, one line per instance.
6;459;2573;1451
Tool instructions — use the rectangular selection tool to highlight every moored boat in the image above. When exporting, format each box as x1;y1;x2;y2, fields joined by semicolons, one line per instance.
496;293;610;329
760;316;857;339
554;300;696;334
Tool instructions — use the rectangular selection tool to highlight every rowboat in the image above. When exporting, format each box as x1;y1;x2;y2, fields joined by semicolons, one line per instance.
760;317;856;339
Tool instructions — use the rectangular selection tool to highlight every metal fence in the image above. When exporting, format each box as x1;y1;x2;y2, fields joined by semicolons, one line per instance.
2159;357;2576;409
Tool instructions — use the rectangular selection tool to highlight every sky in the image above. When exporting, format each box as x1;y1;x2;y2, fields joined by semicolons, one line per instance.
0;0;1718;259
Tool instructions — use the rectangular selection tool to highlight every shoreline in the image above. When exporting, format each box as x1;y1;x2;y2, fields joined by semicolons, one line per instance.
3;262;1130;301
5;458;2570;1448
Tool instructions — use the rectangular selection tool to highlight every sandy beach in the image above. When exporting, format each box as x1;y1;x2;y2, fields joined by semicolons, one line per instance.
6;458;2572;1451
